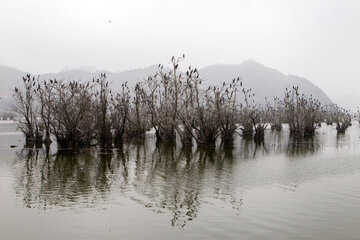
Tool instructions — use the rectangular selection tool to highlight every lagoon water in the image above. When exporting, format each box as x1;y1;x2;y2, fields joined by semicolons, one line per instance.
0;121;360;240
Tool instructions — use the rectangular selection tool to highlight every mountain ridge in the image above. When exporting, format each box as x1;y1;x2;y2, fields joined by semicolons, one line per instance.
0;60;332;113
198;61;331;104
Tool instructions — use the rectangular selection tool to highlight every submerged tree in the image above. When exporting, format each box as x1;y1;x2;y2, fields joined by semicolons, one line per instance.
239;88;254;139
124;83;150;140
266;97;283;131
111;82;130;146
143;56;185;143
284;86;322;138
175;65;200;146
35;78;56;145
326;104;352;134
13;74;43;147
176;65;222;147
239;87;268;142
94;74;113;148
191;84;222;147
252;107;268;142
218;78;241;145
48;80;96;148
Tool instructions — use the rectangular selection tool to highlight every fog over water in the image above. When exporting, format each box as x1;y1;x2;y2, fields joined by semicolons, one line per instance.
1;0;360;108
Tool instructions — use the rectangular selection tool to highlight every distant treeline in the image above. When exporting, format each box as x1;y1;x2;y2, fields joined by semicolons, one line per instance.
13;56;354;148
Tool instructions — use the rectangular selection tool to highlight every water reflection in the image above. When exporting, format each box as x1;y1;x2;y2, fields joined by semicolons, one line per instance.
286;140;319;157
13;130;350;227
14;142;243;227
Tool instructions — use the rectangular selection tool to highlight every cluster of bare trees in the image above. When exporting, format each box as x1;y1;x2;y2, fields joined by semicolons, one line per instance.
13;57;354;149
324;104;352;134
283;86;323;138
13;74;150;148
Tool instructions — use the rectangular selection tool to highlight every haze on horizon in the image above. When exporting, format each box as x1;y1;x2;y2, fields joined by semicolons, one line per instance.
1;0;360;109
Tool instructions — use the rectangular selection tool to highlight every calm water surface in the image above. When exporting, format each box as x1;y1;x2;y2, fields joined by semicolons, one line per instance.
0;121;360;239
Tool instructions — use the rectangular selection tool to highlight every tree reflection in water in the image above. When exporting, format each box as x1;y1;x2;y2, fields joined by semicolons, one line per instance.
13;135;321;227
286;137;320;158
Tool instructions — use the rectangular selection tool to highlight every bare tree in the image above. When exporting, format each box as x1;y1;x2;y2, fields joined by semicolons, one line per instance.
175;65;200;146
143;56;184;143
326;104;351;134
239;87;268;142
94;74;113;148
217;78;241;145
13;74;43;147
111;82;130;146
192;85;222;146
284;86;322;138
176;65;222;147
125;83;150;139
48;80;96;148
35;79;56;145
266;97;283;131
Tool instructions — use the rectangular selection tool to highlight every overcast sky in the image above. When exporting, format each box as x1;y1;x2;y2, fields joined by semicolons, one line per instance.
1;0;360;100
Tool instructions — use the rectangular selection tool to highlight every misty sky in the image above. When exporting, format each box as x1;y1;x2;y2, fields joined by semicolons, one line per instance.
1;0;360;100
